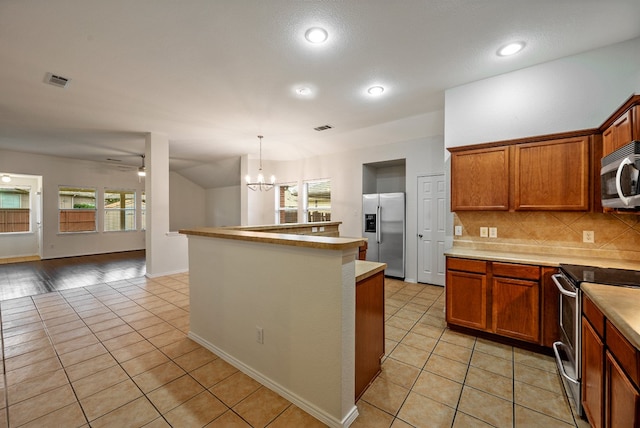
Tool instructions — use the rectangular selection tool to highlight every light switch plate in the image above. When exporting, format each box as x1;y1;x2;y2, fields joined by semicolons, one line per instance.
489;227;498;238
480;227;488;238
454;226;462;236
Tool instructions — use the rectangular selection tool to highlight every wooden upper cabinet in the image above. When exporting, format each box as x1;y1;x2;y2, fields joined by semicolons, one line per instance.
513;136;590;211
451;146;509;211
603;109;633;157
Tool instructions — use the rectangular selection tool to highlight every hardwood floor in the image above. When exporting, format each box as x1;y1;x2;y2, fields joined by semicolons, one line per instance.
0;251;146;301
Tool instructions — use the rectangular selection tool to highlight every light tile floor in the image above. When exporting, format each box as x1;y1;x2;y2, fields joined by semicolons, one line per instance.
0;273;589;427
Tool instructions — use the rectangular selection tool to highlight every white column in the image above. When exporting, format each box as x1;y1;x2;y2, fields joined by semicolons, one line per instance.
145;132;188;277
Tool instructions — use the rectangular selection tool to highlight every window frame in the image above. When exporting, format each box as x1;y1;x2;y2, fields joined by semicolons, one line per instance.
58;186;97;234
303;179;331;223
103;188;136;232
275;182;299;224
0;185;32;234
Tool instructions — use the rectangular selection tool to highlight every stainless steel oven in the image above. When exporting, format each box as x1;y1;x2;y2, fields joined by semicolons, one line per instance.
552;264;640;418
552;269;582;414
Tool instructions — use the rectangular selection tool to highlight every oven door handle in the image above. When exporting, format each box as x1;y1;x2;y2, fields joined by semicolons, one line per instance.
552;274;577;298
552;341;580;384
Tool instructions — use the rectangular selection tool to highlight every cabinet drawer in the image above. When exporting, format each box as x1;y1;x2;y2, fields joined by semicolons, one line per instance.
606;320;639;389
447;258;487;274
583;295;605;338
492;262;540;280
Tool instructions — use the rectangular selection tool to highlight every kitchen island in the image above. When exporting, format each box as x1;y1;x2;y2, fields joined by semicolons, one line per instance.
179;225;372;428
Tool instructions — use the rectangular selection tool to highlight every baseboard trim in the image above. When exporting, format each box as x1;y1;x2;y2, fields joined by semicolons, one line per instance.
145;268;188;278
188;331;359;428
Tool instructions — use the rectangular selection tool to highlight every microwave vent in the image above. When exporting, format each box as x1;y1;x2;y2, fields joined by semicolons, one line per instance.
601;140;640;167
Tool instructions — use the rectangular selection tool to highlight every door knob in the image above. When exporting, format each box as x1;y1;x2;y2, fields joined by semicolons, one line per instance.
418;234;423;238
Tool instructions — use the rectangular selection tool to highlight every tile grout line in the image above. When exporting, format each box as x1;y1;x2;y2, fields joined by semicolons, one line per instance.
67;277;255;427
31;290;92;427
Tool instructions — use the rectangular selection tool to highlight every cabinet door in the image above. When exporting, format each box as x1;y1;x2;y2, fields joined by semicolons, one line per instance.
603;109;633;157
606;351;640;428
583;317;604;428
513;136;590;211
446;269;487;330
355;271;385;400
491;276;539;342
451;146;509;211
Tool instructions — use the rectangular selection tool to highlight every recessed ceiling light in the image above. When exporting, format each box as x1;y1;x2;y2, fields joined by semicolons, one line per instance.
296;87;311;96
367;86;385;96
497;41;525;56
305;27;328;44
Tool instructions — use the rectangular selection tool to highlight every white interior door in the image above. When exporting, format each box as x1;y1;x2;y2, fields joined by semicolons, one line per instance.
417;174;446;285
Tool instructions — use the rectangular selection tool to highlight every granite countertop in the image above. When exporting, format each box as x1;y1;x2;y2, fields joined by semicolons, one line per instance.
582;283;640;350
179;227;365;251
445;247;640;271
355;260;387;282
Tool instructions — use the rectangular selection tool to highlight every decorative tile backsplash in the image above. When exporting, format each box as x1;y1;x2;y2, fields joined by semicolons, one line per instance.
453;211;640;262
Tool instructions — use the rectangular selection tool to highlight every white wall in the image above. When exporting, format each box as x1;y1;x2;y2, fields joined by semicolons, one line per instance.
0;149;145;259
169;171;206;231
205;185;241;227
243;123;446;283
187;235;358;427
445;36;640;151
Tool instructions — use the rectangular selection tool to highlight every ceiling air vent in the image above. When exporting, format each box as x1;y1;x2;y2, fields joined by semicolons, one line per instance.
314;124;333;131
44;72;71;88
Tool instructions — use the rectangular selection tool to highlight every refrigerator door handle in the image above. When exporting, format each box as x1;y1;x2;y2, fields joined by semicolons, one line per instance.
376;205;381;243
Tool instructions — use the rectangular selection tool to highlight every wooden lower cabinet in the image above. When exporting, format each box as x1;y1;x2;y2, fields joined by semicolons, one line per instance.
605;351;640;427
355;270;385;400
582;294;640;428
492;276;539;342
582;316;604;428
445;257;541;344
445;268;488;330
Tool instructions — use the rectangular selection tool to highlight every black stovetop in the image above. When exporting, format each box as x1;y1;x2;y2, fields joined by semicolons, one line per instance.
560;264;640;288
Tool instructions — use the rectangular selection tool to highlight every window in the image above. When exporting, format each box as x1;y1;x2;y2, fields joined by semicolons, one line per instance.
276;183;298;224
104;190;135;231
0;185;31;233
304;179;331;222
59;186;96;233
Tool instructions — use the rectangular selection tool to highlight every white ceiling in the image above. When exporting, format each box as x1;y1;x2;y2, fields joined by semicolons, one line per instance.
1;0;640;186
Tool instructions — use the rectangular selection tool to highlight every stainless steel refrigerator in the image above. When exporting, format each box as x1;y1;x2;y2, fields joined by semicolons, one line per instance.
362;192;405;278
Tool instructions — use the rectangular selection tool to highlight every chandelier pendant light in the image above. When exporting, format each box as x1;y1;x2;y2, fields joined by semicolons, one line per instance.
245;135;275;191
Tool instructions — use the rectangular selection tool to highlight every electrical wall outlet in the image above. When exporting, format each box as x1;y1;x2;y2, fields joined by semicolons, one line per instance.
454;225;462;236
256;326;264;344
480;227;488;238
583;231;595;243
489;227;498;238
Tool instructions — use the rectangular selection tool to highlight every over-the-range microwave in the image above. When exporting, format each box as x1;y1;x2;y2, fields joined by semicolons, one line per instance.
601;141;640;209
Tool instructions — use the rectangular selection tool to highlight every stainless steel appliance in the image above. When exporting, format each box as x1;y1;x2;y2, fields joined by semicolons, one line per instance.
552;264;640;416
601;141;640;209
362;192;405;278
